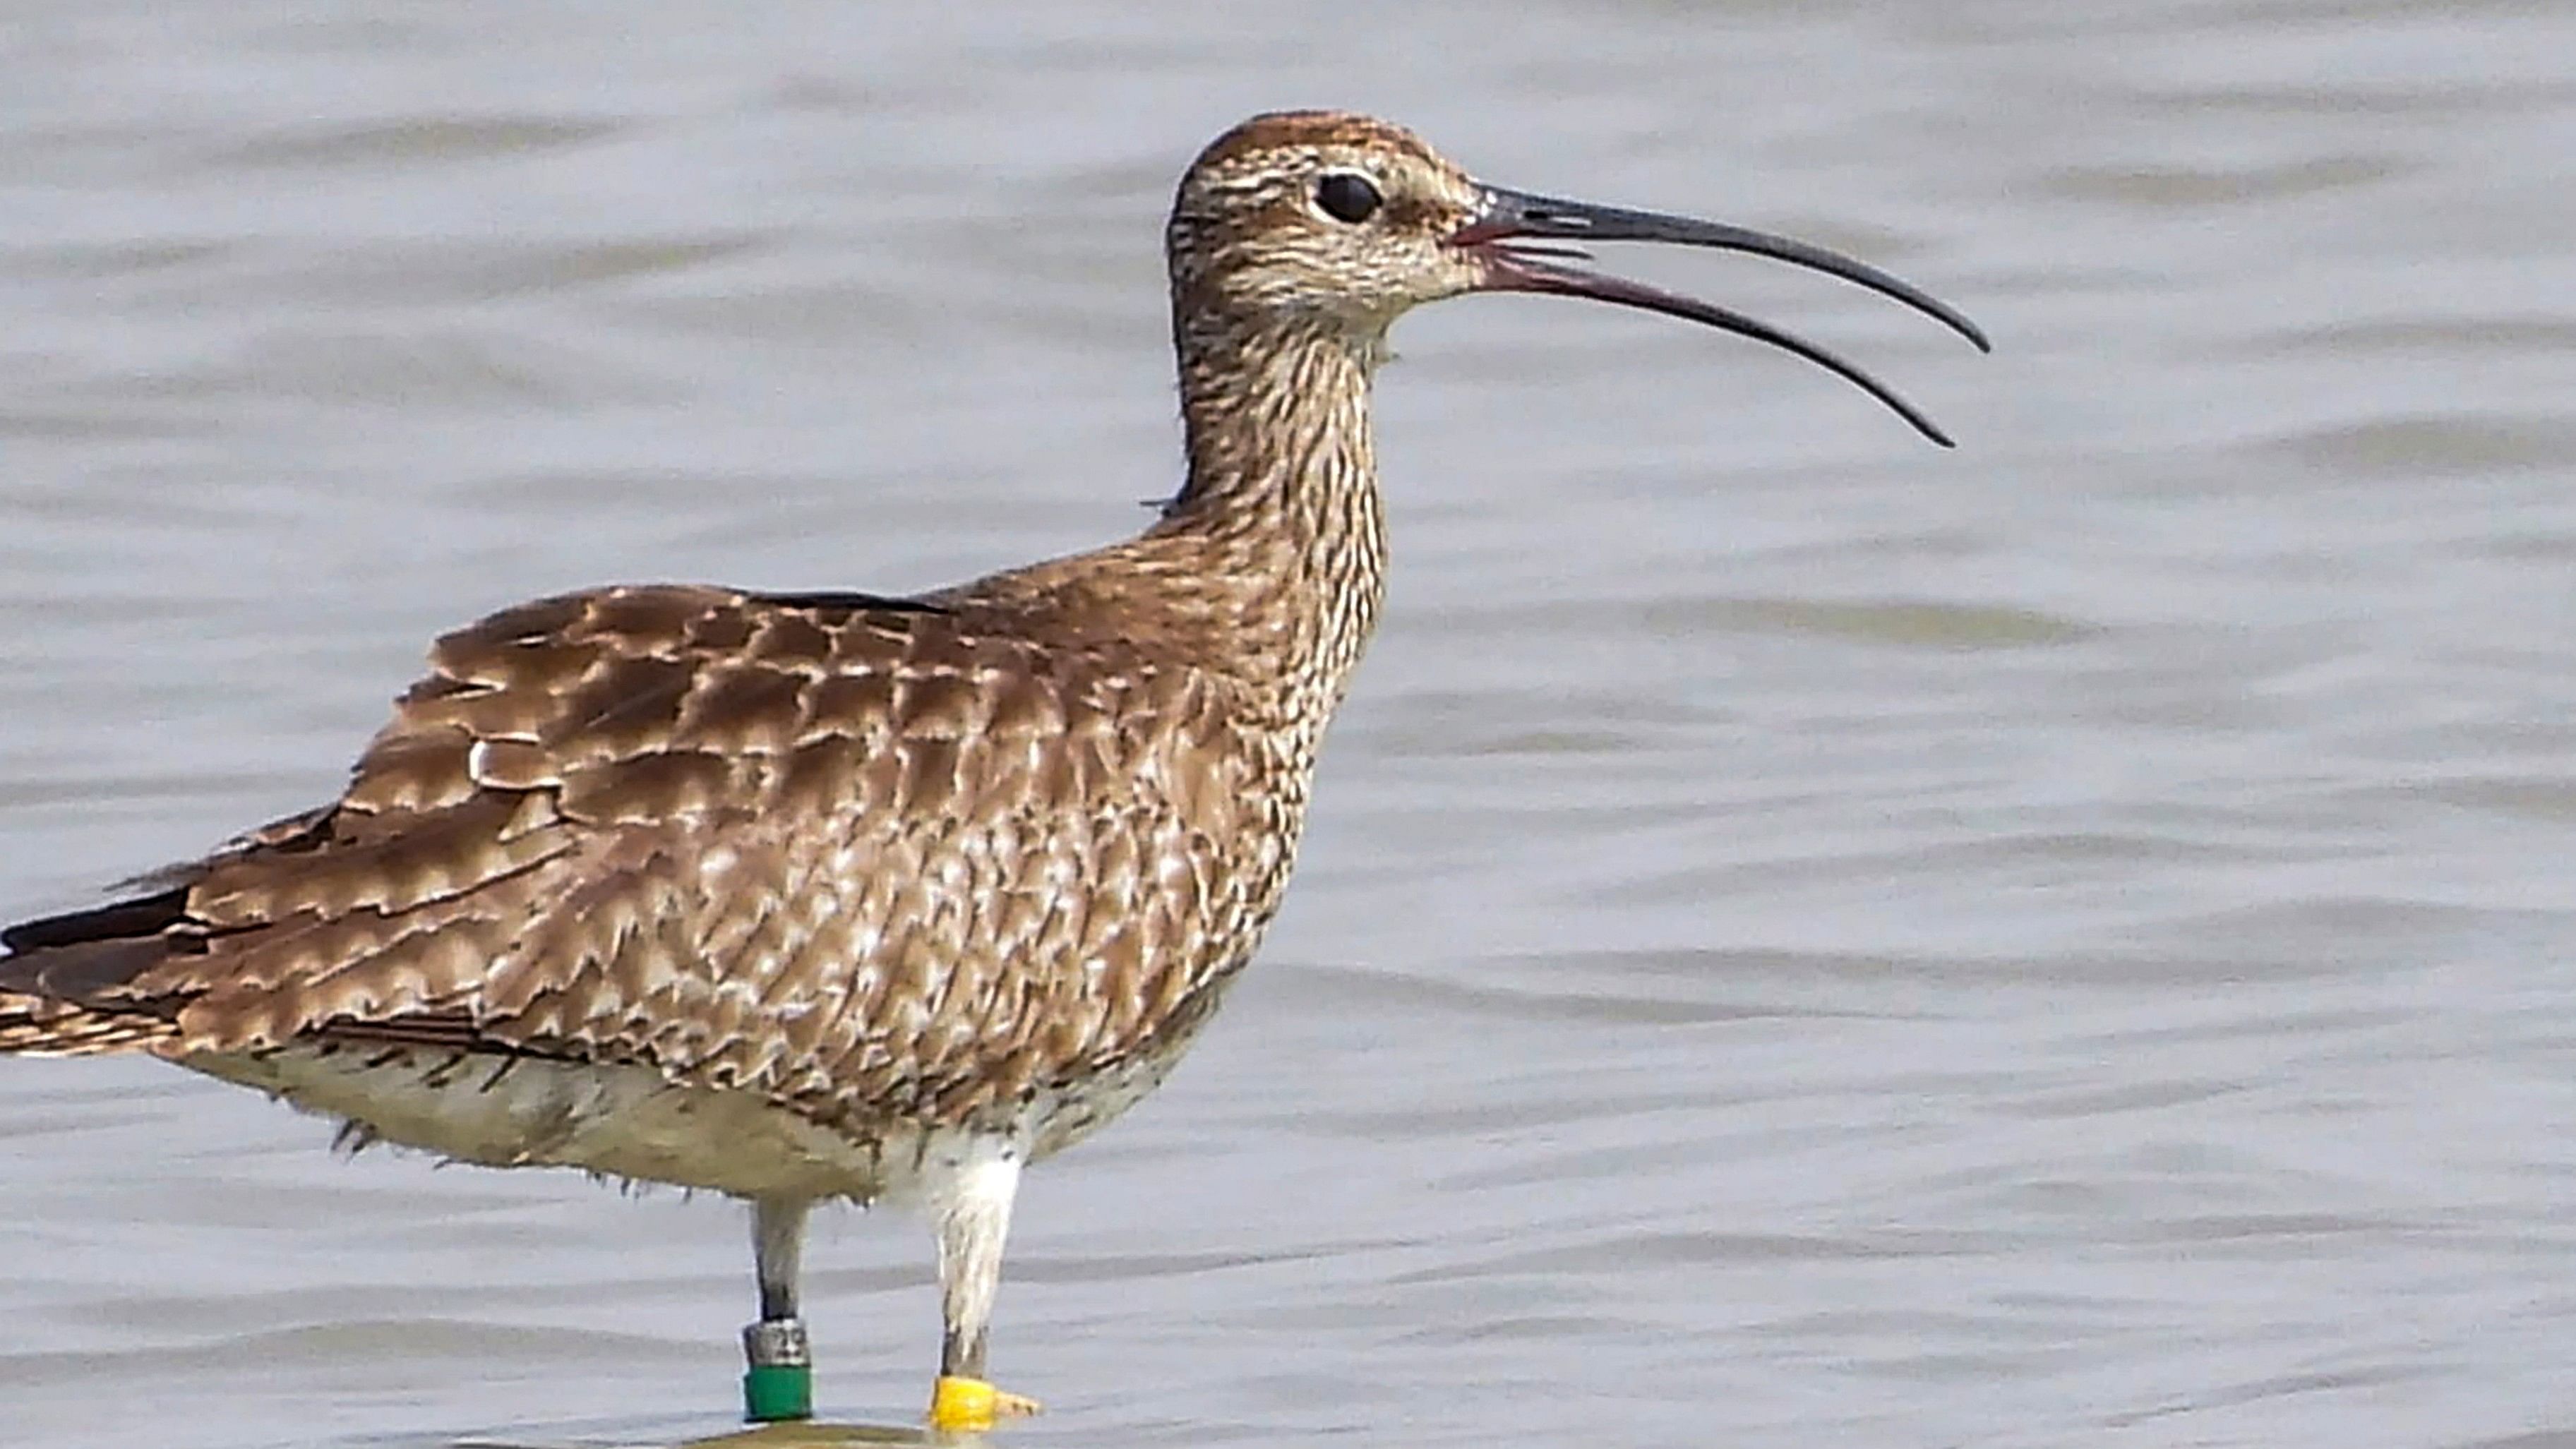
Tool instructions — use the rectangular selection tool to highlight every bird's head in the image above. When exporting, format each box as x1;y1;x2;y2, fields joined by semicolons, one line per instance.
1167;110;1989;445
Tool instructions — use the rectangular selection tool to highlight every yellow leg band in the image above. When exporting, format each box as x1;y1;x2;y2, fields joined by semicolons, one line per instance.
928;1374;1042;1431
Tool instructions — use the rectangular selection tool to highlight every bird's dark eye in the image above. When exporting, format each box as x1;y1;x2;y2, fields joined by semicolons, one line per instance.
1314;172;1383;224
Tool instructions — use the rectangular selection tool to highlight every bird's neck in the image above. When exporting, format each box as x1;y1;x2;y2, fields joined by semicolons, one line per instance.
1141;309;1391;711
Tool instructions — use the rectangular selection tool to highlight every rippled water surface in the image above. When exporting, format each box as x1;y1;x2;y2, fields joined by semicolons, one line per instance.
6;3;2575;1447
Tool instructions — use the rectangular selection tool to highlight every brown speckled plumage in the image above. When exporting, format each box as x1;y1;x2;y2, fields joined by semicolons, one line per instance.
1;109;1979;1421
16;584;1281;1121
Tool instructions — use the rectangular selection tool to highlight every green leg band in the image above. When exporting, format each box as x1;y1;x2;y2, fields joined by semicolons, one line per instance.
741;1317;814;1422
743;1361;813;1422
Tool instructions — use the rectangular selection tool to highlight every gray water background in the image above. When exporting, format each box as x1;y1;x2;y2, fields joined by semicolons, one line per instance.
4;2;2575;1446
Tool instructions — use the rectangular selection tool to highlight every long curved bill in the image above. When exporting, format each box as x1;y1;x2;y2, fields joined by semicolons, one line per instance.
1454;184;1990;447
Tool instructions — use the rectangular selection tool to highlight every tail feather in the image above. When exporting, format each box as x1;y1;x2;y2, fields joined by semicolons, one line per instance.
0;994;175;1055
1;889;192;1057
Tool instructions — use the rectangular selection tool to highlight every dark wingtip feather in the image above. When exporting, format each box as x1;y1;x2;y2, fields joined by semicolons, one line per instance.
2;884;191;956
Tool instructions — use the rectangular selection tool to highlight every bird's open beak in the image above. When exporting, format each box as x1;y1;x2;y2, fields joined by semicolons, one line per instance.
1453;184;1991;447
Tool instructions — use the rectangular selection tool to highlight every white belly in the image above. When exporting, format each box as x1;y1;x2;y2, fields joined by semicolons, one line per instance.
183;1024;1211;1203
190;1043;941;1201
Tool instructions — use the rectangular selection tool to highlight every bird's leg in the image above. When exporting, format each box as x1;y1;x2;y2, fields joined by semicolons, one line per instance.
926;1143;1043;1431
741;1196;815;1423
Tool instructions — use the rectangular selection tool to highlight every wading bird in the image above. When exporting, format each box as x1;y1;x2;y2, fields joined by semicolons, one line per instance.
0;110;1984;1431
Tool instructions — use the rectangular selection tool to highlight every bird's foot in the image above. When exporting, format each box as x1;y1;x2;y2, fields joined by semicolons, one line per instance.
927;1376;1041;1433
